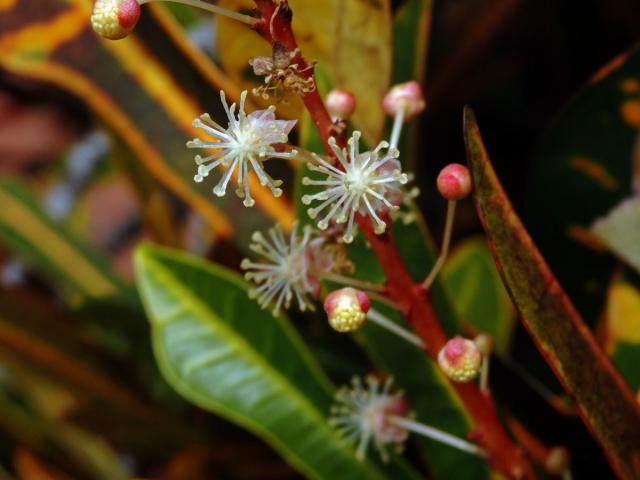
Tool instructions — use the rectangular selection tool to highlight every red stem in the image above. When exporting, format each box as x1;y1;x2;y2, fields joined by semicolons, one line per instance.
252;2;535;478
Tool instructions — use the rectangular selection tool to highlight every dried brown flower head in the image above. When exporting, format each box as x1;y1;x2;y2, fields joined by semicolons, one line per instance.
249;43;316;100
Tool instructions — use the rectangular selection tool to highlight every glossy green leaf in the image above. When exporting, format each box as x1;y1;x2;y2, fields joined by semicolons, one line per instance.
0;179;126;303
464;106;640;479
134;244;419;480
442;237;516;353
526;46;640;321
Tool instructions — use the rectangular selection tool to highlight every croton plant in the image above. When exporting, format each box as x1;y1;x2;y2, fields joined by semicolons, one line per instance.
0;0;639;479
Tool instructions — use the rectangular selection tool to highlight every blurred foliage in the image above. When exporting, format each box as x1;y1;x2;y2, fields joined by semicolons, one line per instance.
0;0;639;478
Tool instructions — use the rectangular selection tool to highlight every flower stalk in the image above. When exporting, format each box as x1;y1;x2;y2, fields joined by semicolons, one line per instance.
388;416;486;457
366;309;424;348
250;2;535;477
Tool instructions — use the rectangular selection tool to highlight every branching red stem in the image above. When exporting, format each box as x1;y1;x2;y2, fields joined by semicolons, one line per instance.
251;2;535;478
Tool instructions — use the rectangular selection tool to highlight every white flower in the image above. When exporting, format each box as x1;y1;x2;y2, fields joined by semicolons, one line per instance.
241;223;320;314
329;376;409;462
187;90;297;207
301;131;408;243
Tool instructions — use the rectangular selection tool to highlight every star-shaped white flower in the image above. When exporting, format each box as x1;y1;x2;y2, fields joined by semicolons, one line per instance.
302;131;408;243
329;376;409;462
241;223;319;314
187;90;297;207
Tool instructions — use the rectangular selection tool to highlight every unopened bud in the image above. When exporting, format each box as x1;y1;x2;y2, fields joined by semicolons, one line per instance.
437;163;472;201
438;336;482;382
324;287;370;332
91;0;141;40
326;89;356;119
545;446;570;476
383;81;426;120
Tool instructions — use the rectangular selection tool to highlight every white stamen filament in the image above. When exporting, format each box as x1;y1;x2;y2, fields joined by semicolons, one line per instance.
389;107;405;151
388;416;486;457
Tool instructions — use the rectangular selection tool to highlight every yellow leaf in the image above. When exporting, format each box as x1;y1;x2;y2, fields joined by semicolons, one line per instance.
333;0;391;145
216;0;391;144
606;281;640;348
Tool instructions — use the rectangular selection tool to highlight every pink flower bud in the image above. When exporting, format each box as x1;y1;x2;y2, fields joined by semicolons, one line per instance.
438;336;482;382
324;287;370;332
436;163;472;201
326;89;356;119
383;81;426;119
91;0;141;40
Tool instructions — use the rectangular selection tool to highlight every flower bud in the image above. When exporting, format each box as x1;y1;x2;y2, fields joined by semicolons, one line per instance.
326;88;356;119
383;81;426;120
438;336;482;382
436;163;472;201
91;0;141;40
545;446;570;476
324;287;370;332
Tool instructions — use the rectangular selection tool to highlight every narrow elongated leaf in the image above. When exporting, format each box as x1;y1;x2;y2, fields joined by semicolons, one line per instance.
464;106;640;479
134;244;419;480
0;180;125;302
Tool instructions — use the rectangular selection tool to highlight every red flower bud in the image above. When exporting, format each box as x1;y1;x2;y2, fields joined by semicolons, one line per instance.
326;88;356;119
436;163;472;201
383;81;426;119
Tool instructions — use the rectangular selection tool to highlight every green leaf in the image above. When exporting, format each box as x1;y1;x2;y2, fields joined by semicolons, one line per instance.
525;46;640;321
464;106;640;479
611;342;640;392
442;237;516;353
0;179;126;303
134;244;419;480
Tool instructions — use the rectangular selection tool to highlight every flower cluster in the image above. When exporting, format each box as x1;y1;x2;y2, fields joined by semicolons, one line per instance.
302;133;408;243
187;90;297;207
329;376;409;461
249;43;316;100
240;223;347;314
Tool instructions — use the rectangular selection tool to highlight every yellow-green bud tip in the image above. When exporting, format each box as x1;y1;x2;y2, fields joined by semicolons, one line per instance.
324;287;370;333
437;336;482;383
